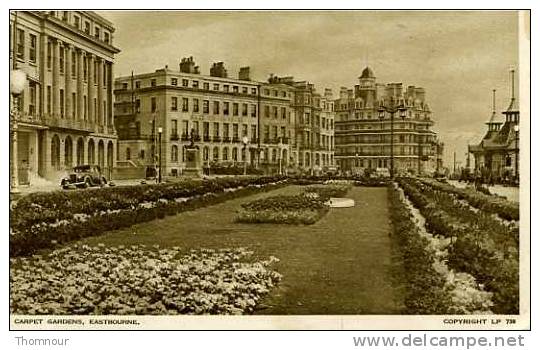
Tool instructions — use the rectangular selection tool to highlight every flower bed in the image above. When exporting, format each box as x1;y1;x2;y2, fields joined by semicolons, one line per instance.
397;178;519;314
10;176;287;257
418;178;519;221
303;183;352;200
10;244;282;315
388;184;493;314
235;194;329;225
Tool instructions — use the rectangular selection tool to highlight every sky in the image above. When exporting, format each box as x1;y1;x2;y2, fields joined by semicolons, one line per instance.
99;10;520;168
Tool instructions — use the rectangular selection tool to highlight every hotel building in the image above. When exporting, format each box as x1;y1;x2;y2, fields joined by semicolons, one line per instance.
9;11;120;186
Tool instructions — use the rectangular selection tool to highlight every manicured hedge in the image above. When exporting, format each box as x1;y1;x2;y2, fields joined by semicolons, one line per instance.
10;176;286;257
418;178;519;221
387;185;452;314
397;178;519;314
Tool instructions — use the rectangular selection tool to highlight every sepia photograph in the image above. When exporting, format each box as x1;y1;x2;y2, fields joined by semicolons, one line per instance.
7;9;530;332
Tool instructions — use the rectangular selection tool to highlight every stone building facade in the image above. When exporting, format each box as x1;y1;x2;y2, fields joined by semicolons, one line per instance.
334;67;440;175
10;11;119;185
114;60;335;176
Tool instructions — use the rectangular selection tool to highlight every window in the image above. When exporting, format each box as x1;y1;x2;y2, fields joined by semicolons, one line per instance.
83;96;87;119
62;11;68;21
83;56;87;80
213;84;219;91
84;22;90;35
223;102;230;115
171;97;178;111
192;81;199;89
193;98;199;113
264;106;270;118
281;126;286;138
126;148;131;160
29;34;36;63
223;148;229;161
233;124;239;140
203;82;209;90
104;32;110;44
60;89;65;117
151;79;156;87
203;100;209;114
95;27;100;39
213;101;219;114
135;81;140;89
71;51;76;77
171;78;177;86
223;123;229;138
182;121;189;136
70;92;76;118
135;99;140;113
214;123;220;136
251;125;257;141
264;89;269;95
182;79;188;87
103;63;107;85
74;16;80;29
233;86;239;93
140;149;145;159
232;148;238;161
29;82;36;116
224;85;229;92
47;41;52;69
242;124;248;137
272;106;278;118
182;98;188;112
16;29;24;59
251;88;257;95
233;103;239;116
281;107;286;119
250;105;257;117
171;145;178;162
242;87;248;94
151;97;157;113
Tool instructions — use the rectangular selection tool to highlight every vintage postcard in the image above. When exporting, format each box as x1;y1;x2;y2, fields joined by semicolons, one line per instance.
8;9;530;330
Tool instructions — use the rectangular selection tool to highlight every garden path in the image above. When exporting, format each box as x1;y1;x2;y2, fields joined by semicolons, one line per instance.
79;185;404;315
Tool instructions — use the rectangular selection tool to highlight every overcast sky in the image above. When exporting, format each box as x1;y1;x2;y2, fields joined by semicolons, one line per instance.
99;10;520;168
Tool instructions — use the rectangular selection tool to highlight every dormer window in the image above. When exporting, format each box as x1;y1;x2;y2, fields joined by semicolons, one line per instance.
95;27;100;39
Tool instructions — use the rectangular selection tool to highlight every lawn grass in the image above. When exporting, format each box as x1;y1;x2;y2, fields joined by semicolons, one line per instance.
71;185;405;315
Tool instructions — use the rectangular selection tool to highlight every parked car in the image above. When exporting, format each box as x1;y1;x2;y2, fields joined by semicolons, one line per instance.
61;165;107;189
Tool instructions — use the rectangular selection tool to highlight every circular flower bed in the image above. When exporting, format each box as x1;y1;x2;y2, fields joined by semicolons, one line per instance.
10;245;282;315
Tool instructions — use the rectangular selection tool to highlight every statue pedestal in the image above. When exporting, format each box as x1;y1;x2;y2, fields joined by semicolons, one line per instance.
183;146;202;177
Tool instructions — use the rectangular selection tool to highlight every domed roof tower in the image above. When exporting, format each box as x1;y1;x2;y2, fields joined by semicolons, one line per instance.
357;66;376;107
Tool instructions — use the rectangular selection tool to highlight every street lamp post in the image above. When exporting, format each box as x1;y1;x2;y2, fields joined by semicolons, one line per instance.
10;69;27;194
158;127;163;183
378;97;407;179
242;136;249;176
514;124;519;184
278;139;283;175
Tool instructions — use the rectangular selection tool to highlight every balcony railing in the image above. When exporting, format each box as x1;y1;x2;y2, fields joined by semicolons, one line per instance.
232;137;240;143
170;133;180;141
223;136;231;142
203;135;211;142
181;134;190;141
213;136;221;142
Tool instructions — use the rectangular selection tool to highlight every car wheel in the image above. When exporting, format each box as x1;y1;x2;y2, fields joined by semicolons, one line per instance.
84;177;92;188
100;177;107;187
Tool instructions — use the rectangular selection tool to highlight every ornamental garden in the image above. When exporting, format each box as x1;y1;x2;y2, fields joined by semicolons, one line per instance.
9;175;520;315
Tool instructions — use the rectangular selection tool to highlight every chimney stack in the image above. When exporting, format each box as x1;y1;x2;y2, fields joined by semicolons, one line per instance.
239;67;250;81
180;56;199;74
210;62;228;78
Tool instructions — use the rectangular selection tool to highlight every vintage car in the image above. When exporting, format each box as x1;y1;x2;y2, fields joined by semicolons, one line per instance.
61;165;107;189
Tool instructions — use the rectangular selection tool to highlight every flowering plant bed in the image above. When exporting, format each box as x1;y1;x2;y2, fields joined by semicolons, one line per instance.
388;184;493;314
396;178;518;314
235;194;329;225
10;244;282;315
418;178;519;221
303;183;352;200
10;176;287;257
